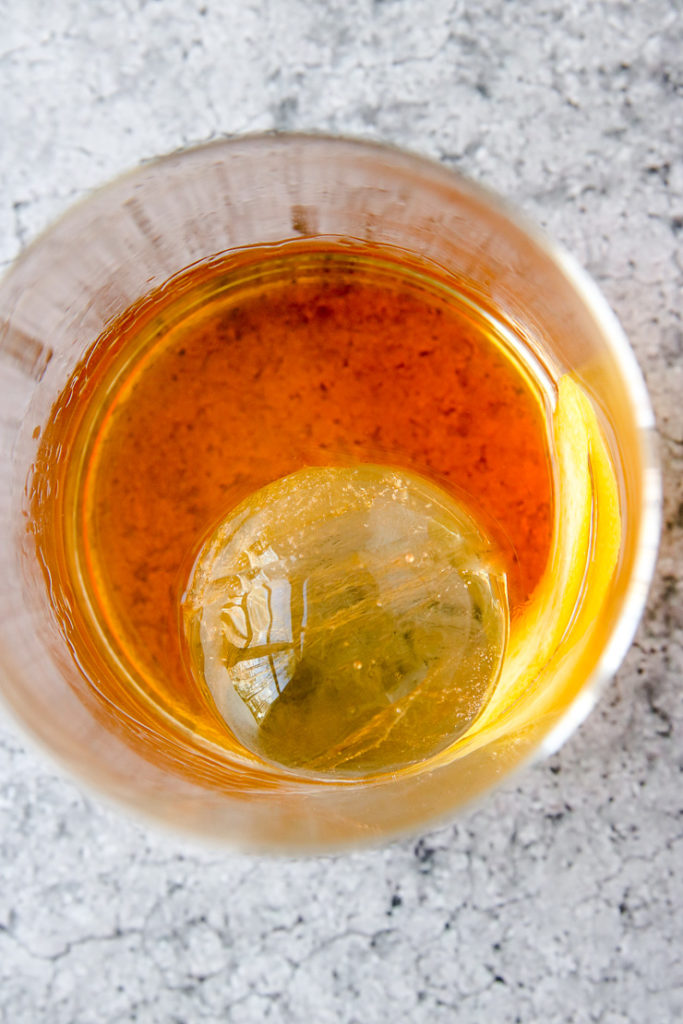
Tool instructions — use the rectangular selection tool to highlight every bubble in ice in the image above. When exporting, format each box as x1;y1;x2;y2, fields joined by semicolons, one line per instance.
183;465;508;777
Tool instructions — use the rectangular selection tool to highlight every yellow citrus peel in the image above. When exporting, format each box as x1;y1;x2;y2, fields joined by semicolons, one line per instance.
443;374;622;757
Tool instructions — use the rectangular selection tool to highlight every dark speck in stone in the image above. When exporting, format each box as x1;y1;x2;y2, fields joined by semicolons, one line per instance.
273;96;299;128
414;839;436;872
657;69;682;95
645;163;671;185
644;681;673;738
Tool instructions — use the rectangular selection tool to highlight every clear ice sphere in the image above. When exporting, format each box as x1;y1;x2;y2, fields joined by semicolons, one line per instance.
183;465;508;776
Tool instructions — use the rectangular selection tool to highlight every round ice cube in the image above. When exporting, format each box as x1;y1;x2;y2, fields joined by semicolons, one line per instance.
183;465;508;776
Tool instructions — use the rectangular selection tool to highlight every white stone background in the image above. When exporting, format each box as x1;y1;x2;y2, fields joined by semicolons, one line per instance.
0;1;682;1022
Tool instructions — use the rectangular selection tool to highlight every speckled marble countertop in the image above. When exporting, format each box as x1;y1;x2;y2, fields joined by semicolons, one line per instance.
1;2;681;1022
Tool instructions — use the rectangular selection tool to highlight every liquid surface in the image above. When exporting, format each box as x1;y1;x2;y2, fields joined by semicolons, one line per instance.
33;245;555;771
184;465;507;775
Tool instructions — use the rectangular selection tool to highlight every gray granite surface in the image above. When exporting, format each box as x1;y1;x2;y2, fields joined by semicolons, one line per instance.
1;2;682;1022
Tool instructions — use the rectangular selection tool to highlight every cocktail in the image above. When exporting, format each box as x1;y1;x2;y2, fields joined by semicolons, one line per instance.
0;136;660;849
